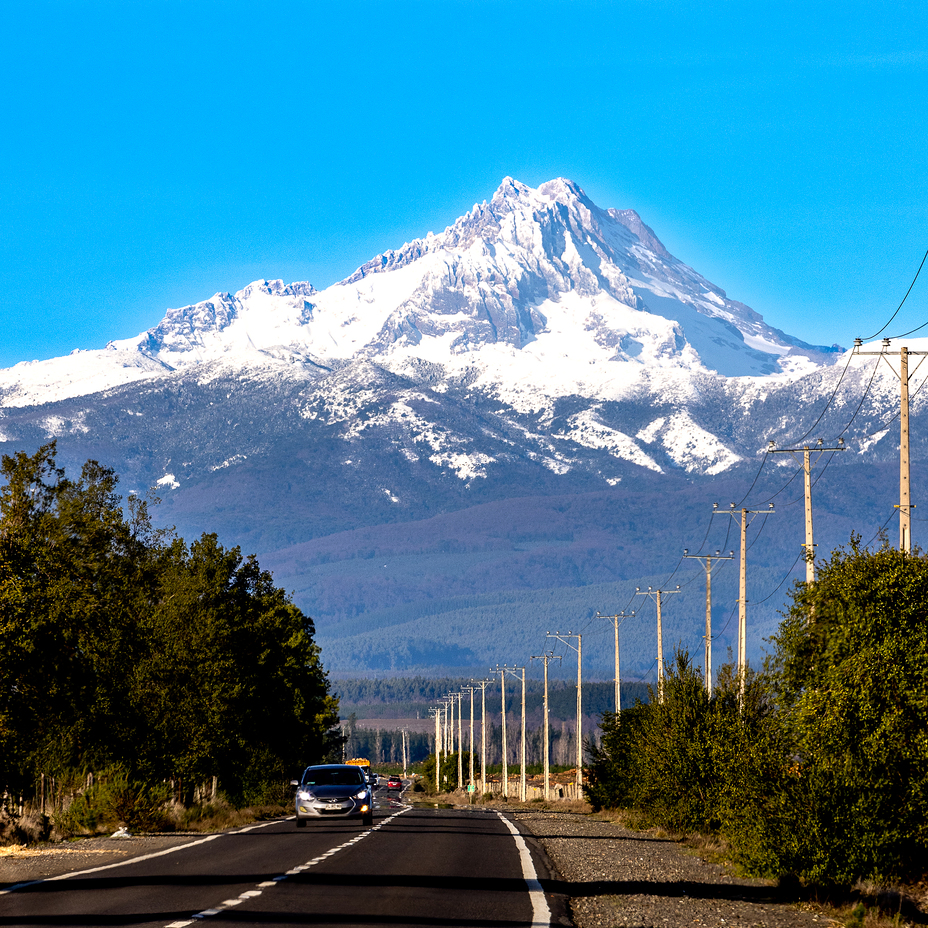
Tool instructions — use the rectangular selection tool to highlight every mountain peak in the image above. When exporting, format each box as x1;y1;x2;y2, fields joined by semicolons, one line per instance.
1;177;842;415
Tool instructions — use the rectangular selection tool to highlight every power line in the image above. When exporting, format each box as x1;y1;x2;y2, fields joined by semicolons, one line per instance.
860;360;928;438
751;551;804;605
888;318;928;340
712;603;738;640
861;508;899;549
790;349;856;445
735;452;770;507
836;357;881;438
864;247;928;340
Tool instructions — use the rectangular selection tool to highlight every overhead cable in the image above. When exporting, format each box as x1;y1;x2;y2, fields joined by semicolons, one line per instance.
751;551;804;604
863;247;928;340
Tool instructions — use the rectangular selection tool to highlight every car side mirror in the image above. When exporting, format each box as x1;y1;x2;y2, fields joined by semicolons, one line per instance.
290;780;299;787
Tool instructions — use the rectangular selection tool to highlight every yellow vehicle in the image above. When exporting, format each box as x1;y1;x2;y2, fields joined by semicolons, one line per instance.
346;757;374;783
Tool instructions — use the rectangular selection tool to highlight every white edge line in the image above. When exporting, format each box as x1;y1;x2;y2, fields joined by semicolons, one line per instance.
496;811;552;928
0;816;292;896
0;832;226;895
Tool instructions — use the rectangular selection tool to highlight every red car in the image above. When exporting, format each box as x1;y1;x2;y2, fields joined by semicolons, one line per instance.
387;776;403;790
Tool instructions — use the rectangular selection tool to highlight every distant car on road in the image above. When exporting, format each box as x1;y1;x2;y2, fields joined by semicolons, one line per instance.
387;776;402;790
292;764;374;827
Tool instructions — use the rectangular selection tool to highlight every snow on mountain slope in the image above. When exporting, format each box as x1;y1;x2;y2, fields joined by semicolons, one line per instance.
0;176;855;482
96;177;838;392
0;349;170;408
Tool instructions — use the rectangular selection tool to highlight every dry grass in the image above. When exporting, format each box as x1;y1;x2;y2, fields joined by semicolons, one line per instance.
415;789;591;814
174;801;290;833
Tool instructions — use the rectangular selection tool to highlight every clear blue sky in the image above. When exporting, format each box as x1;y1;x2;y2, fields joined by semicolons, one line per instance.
2;0;926;367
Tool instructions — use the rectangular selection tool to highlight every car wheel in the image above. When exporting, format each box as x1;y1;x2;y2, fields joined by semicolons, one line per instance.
363;812;373;827
296;818;307;828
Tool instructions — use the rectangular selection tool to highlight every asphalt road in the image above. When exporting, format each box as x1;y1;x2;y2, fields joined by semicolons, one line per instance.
0;793;559;928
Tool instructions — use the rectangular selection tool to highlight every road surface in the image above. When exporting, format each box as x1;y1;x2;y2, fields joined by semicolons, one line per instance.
0;795;559;927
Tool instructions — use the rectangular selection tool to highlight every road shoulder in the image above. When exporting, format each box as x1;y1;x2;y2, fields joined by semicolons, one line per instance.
513;809;830;928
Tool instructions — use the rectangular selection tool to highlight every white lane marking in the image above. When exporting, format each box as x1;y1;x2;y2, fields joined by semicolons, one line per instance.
0;816;288;897
234;818;291;835
0;833;225;896
161;806;411;926
496;811;552;928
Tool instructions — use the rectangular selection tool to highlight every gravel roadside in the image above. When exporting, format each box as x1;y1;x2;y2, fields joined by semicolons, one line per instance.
513;809;835;928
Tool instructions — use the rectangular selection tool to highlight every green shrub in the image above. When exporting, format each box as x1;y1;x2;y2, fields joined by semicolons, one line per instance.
586;539;928;887
54;768;172;836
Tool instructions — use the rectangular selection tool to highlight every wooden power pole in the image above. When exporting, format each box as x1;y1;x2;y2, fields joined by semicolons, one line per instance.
547;632;583;790
768;438;846;588
682;549;733;696
596;610;634;716
530;651;561;800
713;503;776;707
462;684;476;792
492;666;510;798
635;587;680;703
472;678;491;797
853;339;927;553
500;666;527;801
430;706;442;792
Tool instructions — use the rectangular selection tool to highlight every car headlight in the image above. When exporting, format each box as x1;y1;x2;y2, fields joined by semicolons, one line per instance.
297;790;314;800
354;789;368;800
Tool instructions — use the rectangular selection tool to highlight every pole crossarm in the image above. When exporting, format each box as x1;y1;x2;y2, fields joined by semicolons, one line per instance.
682;549;734;696
852;339;927;554
635;586;680;703
596;611;634;715
546;632;584;788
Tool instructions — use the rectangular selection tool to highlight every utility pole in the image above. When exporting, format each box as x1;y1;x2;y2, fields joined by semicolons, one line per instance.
768;438;846;586
635;587;681;703
682;549;734;696
430;707;441;792
852;338;926;553
530;650;562;800
596;611;634;715
473;678;492;796
462;684;476;791
501;665;527;801
454;692;463;790
492;666;510;798
547;632;583;789
713;502;776;706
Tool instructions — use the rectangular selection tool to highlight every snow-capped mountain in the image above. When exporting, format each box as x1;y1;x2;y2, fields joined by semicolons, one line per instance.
5;177;835;406
0;178;916;675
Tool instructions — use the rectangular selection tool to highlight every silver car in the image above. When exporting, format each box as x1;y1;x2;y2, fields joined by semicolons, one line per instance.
292;764;374;827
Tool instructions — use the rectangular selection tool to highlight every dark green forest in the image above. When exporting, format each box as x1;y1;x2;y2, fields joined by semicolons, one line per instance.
333;677;650;723
585;538;928;886
0;444;341;807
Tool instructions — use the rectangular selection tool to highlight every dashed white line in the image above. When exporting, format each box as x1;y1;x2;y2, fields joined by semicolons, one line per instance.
161;807;410;927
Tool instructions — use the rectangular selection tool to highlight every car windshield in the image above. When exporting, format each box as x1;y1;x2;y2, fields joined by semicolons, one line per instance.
303;767;365;786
